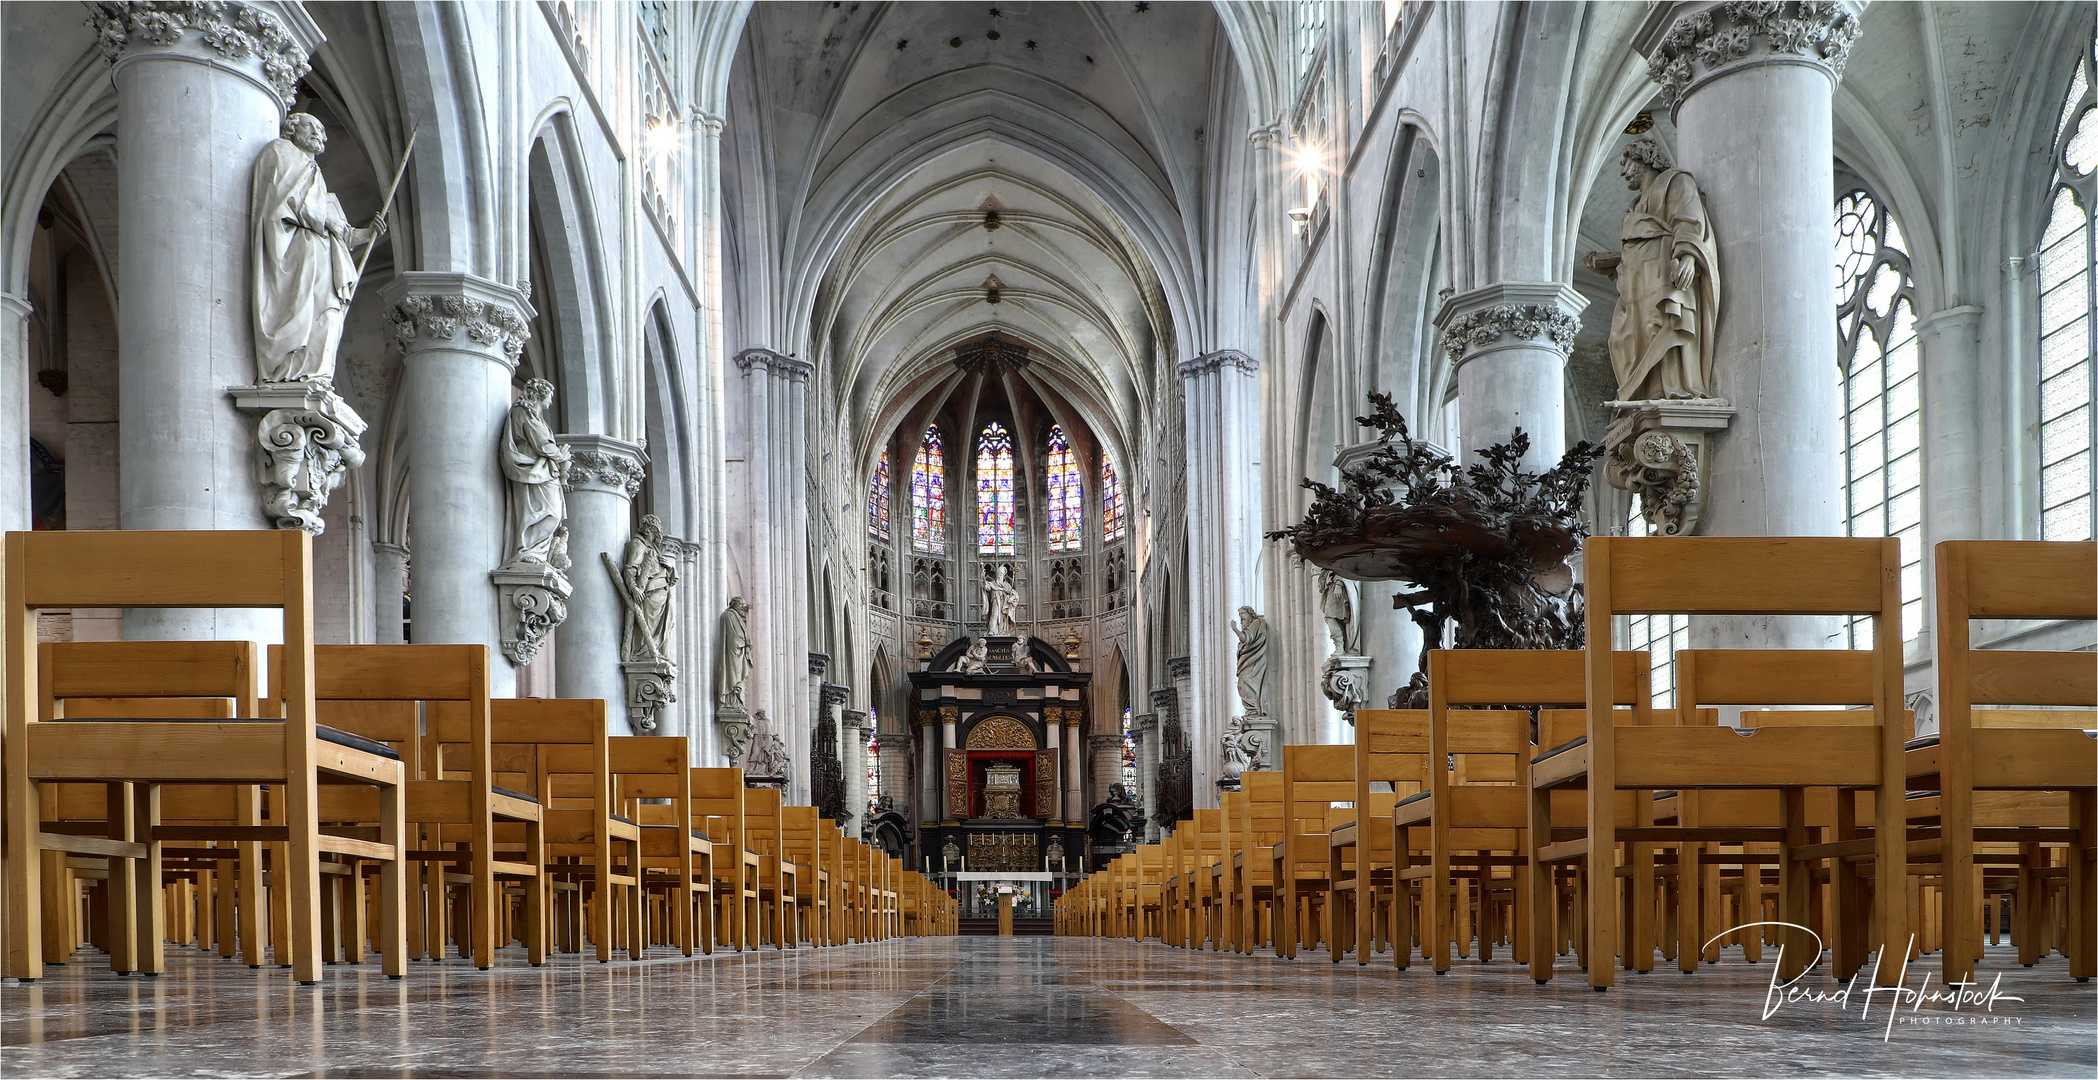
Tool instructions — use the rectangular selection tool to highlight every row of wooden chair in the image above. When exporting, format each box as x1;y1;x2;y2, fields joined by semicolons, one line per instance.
3;529;952;985
1059;537;2095;993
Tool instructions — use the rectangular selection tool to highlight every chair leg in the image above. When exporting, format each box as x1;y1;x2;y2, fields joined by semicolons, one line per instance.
133;785;165;976
2069;789;2094;980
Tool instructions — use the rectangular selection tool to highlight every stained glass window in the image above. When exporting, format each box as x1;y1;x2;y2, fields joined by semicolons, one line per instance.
1621;504;1691;705
2040;35;2095;542
868;448;891;542
911;427;946;553
976;423;1016;554
1835;188;1924;644
1101;451;1126;544
1045;427;1082;551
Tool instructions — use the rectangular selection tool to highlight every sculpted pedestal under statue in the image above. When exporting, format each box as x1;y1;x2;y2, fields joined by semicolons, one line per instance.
1585;138;1732;536
492;378;573;667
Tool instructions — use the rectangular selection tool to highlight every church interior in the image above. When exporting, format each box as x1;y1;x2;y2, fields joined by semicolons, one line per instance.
1;1;2094;1076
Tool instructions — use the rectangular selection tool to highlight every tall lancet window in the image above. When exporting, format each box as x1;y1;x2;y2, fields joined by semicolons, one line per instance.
1834;188;1923;643
1045;427;1082;551
976;423;1016;554
912;427;946;553
868;448;892;542
1101;452;1126;544
2040;35;2095;542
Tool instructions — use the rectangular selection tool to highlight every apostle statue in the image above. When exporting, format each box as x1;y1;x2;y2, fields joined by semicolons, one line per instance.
1230;606;1270;717
1584;138;1720;402
1317;568;1356;654
614;514;678;663
716;596;753;711
498;378;570;573
982;564;1019;636
251;113;385;386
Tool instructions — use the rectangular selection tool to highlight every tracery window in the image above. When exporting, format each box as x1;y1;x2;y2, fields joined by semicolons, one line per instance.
2040;35;2095;542
1045;427;1083;551
1835;189;1924;644
911;427;946;553
1121;707;1137;792
868;448;891;542
976;423;1016;555
1620;503;1690;706
1101;452;1126;544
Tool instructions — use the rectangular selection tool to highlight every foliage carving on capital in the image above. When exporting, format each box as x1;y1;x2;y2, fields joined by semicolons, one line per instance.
86;1;312;102
1440;303;1581;363
1176;350;1258;380
565;448;646;497
734;348;814;382
1646;1;1861;109
387;293;531;364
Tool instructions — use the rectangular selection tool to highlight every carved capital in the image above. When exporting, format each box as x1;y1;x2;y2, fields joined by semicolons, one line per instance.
841;708;869;732
1638;1;1863;112
821;682;850;707
1166;656;1192;680
1176;349;1258;380
1434;281;1588;367
85;1;322;105
380;273;534;369
1130;712;1158;736
735;347;813;382
229;381;366;534
809;651;830;677
558;434;648;497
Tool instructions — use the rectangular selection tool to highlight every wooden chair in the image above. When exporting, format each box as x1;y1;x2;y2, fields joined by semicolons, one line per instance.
611;734;709;959
5;530;407;985
1233;771;1286;953
1210;789;1246;951
690;767;759;950
741;787;798;948
1330;709;1428;965
36;642;270;973
1533;536;1910;991
1914;539;2095;982
781;806;830;946
1406;652;1650;976
484;697;636;962
287;644;547;969
1274;744;1352;958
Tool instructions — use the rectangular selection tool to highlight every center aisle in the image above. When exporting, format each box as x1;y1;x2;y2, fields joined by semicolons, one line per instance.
6;939;2093;1077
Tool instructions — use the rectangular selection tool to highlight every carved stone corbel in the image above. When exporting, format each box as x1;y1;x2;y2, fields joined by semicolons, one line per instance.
491;565;570;667
228;381;367;534
623;659;676;734
1320;653;1373;724
1603;398;1735;536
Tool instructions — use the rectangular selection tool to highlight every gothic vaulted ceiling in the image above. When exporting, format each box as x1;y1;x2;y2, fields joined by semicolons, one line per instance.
723;0;1236;473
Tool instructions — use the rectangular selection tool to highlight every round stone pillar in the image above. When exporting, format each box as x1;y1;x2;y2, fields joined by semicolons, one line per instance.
555;435;647;719
373;542;409;644
382;273;533;697
1;293;30;533
842;709;869;831
91;2;322;641
1640;1;1861;651
1434;282;1585;471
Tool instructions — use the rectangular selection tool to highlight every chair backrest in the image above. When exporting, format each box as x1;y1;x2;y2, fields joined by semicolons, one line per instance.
1237;770;1285;877
7;529;317;770
1189;807;1222;867
1280;744;1351;867
1935;539;2097;719
491;697;608;806
689;767;748;851
744;786;785;857
275;642;492;789
782;805;824;870
1352;708;1429;810
611;734;690;825
1583;535;1906;770
40;640;259;719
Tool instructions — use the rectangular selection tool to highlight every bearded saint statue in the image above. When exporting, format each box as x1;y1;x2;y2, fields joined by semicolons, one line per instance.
1585;138;1721;402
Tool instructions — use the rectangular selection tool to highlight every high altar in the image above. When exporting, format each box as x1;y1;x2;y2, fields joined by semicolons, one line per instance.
909;635;1090;883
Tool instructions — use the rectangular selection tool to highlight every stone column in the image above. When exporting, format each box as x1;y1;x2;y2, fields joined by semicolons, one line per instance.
1178;351;1260;801
1136;702;1163;842
733;348;813;799
382;273;533;697
1088;733;1124;812
0;293;30;533
1042;714;1062;824
1061;708;1081;827
1434;282;1585;471
555;435;647;717
1639;2;1861;584
1916;306;1984;733
843;709;869;831
939;706;959;823
90;2;322;641
918;710;940;827
373;542;409;645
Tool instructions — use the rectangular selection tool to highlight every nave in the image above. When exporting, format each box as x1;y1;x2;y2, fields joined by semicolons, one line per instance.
4;938;2093;1078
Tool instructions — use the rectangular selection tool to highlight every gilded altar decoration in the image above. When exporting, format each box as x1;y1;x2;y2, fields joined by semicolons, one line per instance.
945;748;970;820
965;713;1035;750
967;832;1040;874
983;762;1023;818
1034;749;1059;819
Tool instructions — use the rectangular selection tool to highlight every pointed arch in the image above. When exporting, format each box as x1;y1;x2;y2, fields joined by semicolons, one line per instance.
975;421;1016;555
911;424;947;552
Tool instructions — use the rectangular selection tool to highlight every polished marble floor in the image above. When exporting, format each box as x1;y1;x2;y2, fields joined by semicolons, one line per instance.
4;936;2093;1078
